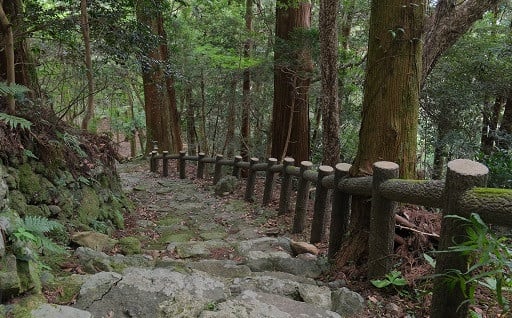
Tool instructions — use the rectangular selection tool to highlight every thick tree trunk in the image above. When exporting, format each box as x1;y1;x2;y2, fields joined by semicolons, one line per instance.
224;79;237;157
271;0;312;164
185;85;197;156
80;0;95;130
337;0;424;271
319;0;340;167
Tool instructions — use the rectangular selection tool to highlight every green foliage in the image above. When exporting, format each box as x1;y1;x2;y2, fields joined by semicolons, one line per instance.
0;113;32;130
0;82;30;99
56;131;87;158
10;215;68;262
371;270;408;289
476;150;512;189
442;213;512;314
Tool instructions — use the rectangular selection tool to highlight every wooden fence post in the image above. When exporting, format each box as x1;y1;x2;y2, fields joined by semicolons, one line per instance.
328;163;352;260
310;165;334;244
431;159;488;318
292;161;313;233
197;152;205;179
368;161;399;279
262;158;278;206
233;155;242;178
244;158;259;201
213;154;223;185
179;150;186;179
150;151;157;173
278;157;295;215
162;151;169;177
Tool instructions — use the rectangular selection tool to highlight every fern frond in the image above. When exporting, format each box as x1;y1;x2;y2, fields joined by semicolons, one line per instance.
39;236;68;255
0;112;32;130
0;82;30;97
21;215;63;235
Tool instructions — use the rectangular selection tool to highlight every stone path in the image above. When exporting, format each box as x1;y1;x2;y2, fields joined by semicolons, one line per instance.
33;160;365;317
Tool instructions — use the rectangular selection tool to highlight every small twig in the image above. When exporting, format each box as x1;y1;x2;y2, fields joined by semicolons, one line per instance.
396;224;440;238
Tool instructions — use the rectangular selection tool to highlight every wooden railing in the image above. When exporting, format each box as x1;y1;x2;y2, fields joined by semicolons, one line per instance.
149;149;512;318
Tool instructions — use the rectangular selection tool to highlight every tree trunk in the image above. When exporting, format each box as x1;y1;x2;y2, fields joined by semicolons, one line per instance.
497;97;512;149
159;17;183;152
271;0;312;164
241;0;252;162
199;69;209;154
422;0;503;85
480;97;503;155
319;0;340;167
223;79;237;157
185;85;197;156
0;0;16;113
337;0;424;271
80;0;95;130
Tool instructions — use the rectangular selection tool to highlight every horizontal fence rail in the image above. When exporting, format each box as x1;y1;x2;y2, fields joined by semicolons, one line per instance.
148;148;512;318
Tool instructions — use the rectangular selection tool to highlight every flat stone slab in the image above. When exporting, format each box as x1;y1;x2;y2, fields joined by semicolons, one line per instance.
31;304;93;318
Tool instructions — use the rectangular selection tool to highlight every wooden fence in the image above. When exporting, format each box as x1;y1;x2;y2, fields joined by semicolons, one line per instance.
149;149;512;318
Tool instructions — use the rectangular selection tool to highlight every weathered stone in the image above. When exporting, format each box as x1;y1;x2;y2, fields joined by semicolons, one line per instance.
48;205;62;216
170;240;231;259
75;271;122;308
119;236;142;255
298;284;332;309
290;240;319;256
74;247;113;273
245;250;291;272
0;255;21;300
71;231;117;252
331;287;365;317
188;260;252;279
75;267;228;318
199;290;341;318
31;303;93;318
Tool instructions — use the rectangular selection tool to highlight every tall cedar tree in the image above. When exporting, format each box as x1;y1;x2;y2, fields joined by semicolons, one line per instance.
135;0;182;153
336;0;505;271
271;0;313;164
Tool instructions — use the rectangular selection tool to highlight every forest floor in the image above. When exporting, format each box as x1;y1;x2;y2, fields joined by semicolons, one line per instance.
107;158;509;318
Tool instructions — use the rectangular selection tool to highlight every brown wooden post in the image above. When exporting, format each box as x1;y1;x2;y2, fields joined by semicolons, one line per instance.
150;150;157;172
179;150;186;179
328;163;351;260
431;159;488;318
233;155;242;178
368;161;399;279
310;165;334;244
262;158;278;206
213;154;223;185
244;157;259;201
292;161;313;233
162;151;169;177
197;152;205;179
278;157;295;215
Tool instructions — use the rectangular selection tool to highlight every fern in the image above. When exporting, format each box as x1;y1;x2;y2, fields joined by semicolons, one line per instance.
0;82;30;98
56;131;87;157
19;215;63;235
0;112;32;130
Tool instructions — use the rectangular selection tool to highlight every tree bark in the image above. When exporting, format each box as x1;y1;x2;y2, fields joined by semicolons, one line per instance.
0;0;16;113
422;0;503;85
80;0;95;130
241;0;253;163
497;97;512;149
338;0;424;271
319;0;340;167
271;0;312;164
480;97;503;155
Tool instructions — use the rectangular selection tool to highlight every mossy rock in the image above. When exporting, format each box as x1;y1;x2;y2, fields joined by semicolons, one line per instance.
7;294;46;318
17;259;41;295
77;186;100;225
119;237;142;255
25;204;51;218
54;187;76;218
8;190;28;216
44;275;85;304
157;216;182;226
158;231;194;244
18;164;44;204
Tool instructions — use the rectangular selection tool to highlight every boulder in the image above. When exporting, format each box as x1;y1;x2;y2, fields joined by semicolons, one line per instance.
0;255;21;300
199;290;340;318
71;231;118;252
290;241;319;256
31;303;93;318
331;287;365;317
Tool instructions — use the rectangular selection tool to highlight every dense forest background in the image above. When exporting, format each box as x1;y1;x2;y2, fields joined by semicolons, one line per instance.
0;0;511;187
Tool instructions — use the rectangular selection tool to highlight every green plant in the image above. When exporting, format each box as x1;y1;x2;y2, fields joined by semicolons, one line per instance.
0;82;30;98
371;270;408;289
56;131;87;158
10;215;68;261
442;213;511;314
0;112;32;130
476;150;512;189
